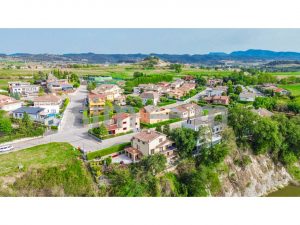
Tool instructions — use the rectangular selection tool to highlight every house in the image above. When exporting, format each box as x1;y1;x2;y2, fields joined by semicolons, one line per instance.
88;93;106;115
170;79;184;89
106;112;140;135
170;103;201;119
182;75;196;83
274;88;289;95
8;81;40;97
124;130;176;162
140;91;160;106
33;94;62;114
205;86;227;97
92;84;123;101
207;78;223;87
182;112;227;149
134;84;162;94
168;83;196;99
251;108;274;117
239;92;257;102
13;107;47;123
0;94;23;112
204;96;230;105
47;80;73;93
140;105;170;124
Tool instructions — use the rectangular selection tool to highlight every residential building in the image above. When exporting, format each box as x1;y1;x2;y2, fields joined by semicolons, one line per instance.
8;81;40;97
140;105;170;124
170;79;184;89
274;88;290;95
204;96;230;105
0;94;22;112
92;84;123;101
88;93;106;115
124;130;176;162
12;106;56;125
140;91;160;106
106;112;140;135
168;83;196;99
170;103;201;119
207;78;223;87
183;112;227;149
33;94;62;114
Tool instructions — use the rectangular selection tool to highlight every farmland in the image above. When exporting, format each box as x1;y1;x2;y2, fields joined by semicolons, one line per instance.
0;142;97;196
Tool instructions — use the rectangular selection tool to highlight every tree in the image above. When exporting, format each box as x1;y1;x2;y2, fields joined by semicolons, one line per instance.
133;71;144;78
170;64;182;73
253;97;276;110
195;76;207;86
93;123;108;138
22;113;32;127
170;128;197;158
138;154;167;176
126;95;143;108
252;117;282;155
87;82;96;91
155;125;162;132
0;116;12;135
235;85;243;95
162;124;170;136
214;114;223;123
197;143;229;167
145;99;153;106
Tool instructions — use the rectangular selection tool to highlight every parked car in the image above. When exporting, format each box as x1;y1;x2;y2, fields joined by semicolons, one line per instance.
79;109;84;113
0;145;14;152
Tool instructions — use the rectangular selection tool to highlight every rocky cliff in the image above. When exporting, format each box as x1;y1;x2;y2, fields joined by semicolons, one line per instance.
219;152;292;197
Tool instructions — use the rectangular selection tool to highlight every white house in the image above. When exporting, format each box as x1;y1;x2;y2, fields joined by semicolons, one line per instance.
0;94;23;112
33;94;62;114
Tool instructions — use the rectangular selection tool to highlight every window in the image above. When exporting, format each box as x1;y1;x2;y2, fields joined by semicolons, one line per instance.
123;121;127;124
159;138;163;143
123;127;127;130
151;149;154;154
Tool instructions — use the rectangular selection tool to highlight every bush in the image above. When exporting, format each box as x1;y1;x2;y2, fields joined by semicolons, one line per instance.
140;118;181;128
87;142;131;160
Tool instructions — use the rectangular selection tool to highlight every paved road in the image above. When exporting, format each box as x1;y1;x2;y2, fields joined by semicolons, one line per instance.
5;85;134;153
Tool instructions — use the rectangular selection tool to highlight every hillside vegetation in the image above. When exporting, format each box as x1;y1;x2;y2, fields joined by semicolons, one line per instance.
0;143;97;197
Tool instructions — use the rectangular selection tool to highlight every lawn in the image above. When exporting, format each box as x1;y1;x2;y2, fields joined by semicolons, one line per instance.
278;84;300;96
0;142;97;196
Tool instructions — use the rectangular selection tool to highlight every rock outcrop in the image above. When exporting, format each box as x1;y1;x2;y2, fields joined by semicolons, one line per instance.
219;153;292;197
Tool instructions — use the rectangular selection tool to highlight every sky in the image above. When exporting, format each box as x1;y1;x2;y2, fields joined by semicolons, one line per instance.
1;29;300;54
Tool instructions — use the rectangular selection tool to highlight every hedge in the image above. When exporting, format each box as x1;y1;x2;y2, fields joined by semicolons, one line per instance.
86;142;131;160
140;118;181;128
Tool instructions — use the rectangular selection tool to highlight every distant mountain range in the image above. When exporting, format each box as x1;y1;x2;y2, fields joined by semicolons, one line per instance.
2;49;300;64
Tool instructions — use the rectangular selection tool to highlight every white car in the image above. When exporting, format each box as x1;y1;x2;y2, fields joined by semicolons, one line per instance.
0;145;14;152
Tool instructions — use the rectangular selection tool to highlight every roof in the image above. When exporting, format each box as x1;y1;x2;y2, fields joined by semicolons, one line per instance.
140;91;159;99
133;130;164;143
88;93;106;101
13;106;45;114
106;124;118;131
239;92;256;98
34;94;61;103
112;113;130;120
142;105;167;113
124;147;143;156
173;103;199;113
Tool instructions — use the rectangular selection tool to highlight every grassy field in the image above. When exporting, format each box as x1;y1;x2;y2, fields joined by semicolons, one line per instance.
268;71;300;77
0;142;97;196
278;84;300;96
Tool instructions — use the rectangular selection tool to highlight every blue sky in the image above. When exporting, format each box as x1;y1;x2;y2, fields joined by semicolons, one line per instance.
1;29;300;54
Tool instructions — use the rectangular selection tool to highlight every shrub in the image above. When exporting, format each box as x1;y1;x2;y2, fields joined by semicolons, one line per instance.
87;142;131;160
